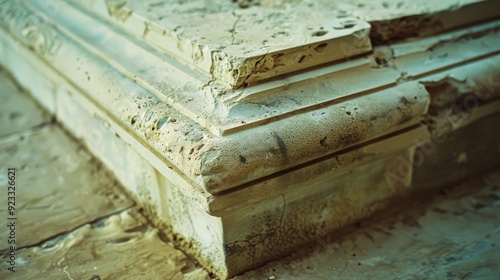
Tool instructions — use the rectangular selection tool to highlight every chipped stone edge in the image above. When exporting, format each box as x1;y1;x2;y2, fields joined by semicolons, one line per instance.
70;0;373;89
368;0;500;44
0;0;424;196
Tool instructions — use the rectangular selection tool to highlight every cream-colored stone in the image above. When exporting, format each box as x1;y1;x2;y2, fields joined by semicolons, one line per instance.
70;0;372;88
217;128;428;275
333;0;500;43
0;209;210;280
0;124;132;250
0;69;50;137
2;0;500;278
0;68;207;278
419;54;500;136
393;21;500;79
0;0;430;196
235;170;500;279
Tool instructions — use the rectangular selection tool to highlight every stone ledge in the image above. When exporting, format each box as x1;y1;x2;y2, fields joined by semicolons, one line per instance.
69;0;372;89
68;0;500;87
2;1;500;278
2;1;500;197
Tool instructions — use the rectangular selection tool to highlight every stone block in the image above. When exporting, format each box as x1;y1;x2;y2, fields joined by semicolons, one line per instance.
1;0;500;278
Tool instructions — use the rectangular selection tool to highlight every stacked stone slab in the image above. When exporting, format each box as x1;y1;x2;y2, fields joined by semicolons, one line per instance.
1;0;499;278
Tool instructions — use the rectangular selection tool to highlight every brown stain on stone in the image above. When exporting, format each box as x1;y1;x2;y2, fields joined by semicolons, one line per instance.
272;132;288;162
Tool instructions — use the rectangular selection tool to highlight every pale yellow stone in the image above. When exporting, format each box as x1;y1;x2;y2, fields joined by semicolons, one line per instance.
0;69;50;137
0;209;210;280
235;170;500;279
71;0;373;88
0;124;133;250
2;0;500;278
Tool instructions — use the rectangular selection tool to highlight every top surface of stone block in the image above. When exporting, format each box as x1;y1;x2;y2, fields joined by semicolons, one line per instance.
90;0;373;88
75;0;500;87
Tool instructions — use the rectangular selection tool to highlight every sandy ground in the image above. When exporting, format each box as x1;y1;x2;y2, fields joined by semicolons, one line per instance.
1;69;500;279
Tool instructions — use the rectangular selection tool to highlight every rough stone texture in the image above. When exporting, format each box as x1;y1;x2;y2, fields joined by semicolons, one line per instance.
0;70;209;280
333;0;500;44
413;112;500;190
221;143;421;276
70;0;372;88
0;210;210;280
2;66;500;279
0;0;435;200
1;0;500;278
235;170;500;279
70;0;500;86
0;123;133;251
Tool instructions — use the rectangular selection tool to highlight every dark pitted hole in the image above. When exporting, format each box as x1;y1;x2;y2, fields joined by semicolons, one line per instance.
374;56;386;66
320;136;327;147
239;155;246;164
110;237;132;244
9;111;21;120
314;43;328;53
157;116;170;129
342;20;357;28
312;30;328;37
130;115;138;125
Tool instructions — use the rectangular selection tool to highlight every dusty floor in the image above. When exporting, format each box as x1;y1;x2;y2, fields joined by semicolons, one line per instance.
1;70;500;279
236;172;500;280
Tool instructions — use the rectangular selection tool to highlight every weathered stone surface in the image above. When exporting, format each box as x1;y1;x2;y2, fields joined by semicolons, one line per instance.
235;170;500;279
0;0;433;196
1;0;500;278
70;0;500;86
334;0;500;43
0;209;210;280
70;0;372;88
0;70;208;279
0;123;133;251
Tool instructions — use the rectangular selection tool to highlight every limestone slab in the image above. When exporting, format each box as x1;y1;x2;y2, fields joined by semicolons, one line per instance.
0;69;50;138
0;124;133;250
70;0;500;87
0;209;209;280
0;0;429;195
333;0;500;43
2;0;500;278
69;0;372;88
235;170;500;279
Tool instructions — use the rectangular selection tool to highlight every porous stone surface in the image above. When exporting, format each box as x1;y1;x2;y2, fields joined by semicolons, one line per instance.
0;124;132;251
1;0;500;278
70;0;500;87
235;170;500;279
0;210;210;280
0;70;209;280
2;63;499;279
71;0;372;88
331;0;500;43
